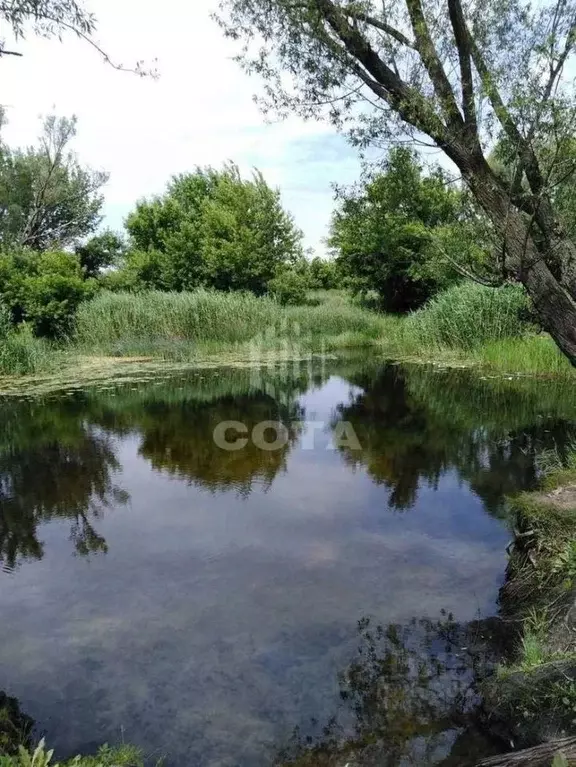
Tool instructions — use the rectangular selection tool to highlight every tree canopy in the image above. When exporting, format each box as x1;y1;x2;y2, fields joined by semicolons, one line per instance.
0;0;151;72
329;147;481;311
0;115;106;251
123;164;303;295
217;0;576;365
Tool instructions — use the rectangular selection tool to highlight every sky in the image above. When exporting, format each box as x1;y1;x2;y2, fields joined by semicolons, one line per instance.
0;0;364;256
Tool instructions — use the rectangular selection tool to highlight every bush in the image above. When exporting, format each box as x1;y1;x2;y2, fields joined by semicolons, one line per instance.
268;269;309;305
24;273;95;339
404;282;532;350
0;250;95;339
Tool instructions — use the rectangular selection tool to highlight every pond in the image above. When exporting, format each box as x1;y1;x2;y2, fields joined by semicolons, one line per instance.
1;358;576;766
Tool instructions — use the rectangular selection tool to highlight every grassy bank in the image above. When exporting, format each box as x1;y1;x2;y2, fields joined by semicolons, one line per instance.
0;284;573;387
483;446;576;747
0;741;145;767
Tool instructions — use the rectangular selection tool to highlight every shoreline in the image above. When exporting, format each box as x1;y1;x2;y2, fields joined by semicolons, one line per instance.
0;337;574;397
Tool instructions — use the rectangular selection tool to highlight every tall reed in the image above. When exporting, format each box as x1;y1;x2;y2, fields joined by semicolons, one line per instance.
403;282;531;350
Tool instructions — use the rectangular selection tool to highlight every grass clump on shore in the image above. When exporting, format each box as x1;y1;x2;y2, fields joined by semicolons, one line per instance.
75;289;280;348
402;282;531;350
0;304;58;376
0;741;144;767
486;444;576;743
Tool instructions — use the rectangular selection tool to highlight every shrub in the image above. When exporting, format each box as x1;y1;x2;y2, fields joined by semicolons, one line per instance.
268;269;309;305
0;250;95;339
24;273;95;339
404;282;532;350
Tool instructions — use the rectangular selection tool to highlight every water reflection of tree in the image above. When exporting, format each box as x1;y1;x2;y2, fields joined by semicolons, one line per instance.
85;370;309;496
0;400;128;570
136;394;303;495
334;366;576;514
0;370;309;567
278;614;507;767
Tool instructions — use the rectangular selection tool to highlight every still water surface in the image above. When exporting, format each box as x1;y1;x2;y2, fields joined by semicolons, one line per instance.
1;359;575;765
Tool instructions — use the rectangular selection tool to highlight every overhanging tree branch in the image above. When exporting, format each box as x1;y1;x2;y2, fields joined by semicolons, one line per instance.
343;6;415;48
447;0;478;143
405;0;464;129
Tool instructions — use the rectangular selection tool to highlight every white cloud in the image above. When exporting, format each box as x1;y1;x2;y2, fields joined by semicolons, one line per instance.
0;0;361;254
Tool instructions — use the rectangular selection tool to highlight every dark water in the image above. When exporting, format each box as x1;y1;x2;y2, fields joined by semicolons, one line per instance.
1;359;576;766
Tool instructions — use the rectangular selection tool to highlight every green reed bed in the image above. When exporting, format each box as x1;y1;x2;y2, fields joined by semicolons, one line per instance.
74;289;387;357
0;304;59;376
402;282;530;351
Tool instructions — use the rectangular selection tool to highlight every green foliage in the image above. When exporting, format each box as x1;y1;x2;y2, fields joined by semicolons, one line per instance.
308;256;340;290
0;1;96;48
0;741;143;767
74;289;386;356
75;230;126;279
0;327;56;375
123;163;303;295
329;149;478;312
0;692;33;756
268;268;310;305
0;250;94;338
0;116;106;251
404;282;531;350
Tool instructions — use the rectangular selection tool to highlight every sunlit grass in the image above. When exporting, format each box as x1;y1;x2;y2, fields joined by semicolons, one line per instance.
74;289;387;358
0;328;59;376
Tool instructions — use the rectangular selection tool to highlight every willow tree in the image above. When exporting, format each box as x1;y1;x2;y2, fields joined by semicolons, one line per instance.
0;0;150;72
218;0;576;364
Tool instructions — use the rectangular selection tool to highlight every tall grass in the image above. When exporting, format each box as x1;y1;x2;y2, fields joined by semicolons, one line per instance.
75;289;387;356
0;304;56;376
404;282;531;350
473;336;572;375
75;290;280;347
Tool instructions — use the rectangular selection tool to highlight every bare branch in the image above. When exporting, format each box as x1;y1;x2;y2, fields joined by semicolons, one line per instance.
437;245;506;287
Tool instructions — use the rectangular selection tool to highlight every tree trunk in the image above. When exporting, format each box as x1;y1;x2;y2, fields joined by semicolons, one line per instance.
475;736;576;766
463;161;576;367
